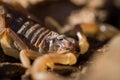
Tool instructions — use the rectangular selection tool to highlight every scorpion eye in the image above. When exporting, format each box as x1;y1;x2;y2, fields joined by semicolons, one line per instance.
58;38;64;41
57;35;65;41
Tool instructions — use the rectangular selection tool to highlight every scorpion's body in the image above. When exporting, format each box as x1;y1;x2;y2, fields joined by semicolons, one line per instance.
0;3;89;80
0;3;119;80
1;4;78;54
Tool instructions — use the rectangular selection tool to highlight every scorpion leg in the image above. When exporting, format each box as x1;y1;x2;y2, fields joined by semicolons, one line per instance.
0;28;42;68
31;52;77;80
0;28;28;58
20;49;41;68
0;15;6;36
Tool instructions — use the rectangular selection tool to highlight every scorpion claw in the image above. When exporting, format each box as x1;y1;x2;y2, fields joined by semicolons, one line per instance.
31;52;77;80
77;32;89;54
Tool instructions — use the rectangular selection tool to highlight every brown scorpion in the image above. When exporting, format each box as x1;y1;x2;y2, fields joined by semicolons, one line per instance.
0;3;89;79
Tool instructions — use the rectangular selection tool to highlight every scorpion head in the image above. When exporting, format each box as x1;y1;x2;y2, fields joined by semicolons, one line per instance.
54;35;78;52
42;31;79;53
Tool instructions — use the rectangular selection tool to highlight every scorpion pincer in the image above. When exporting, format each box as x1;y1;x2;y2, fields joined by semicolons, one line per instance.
0;3;89;79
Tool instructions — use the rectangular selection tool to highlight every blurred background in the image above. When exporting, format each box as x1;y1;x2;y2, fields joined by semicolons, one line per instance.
1;0;120;80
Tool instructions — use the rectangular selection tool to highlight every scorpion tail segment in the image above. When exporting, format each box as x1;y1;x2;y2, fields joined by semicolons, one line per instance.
0;28;28;59
77;32;89;54
31;52;77;79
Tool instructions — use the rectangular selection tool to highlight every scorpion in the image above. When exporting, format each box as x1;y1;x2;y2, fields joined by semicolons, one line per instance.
0;3;89;79
0;2;119;80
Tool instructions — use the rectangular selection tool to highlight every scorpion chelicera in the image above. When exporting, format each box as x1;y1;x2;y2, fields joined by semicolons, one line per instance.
0;3;89;79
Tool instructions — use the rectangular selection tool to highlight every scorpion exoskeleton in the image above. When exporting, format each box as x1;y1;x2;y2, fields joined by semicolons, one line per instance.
0;3;89;79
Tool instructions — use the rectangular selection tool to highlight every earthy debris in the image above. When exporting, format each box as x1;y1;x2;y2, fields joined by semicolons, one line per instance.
0;62;26;80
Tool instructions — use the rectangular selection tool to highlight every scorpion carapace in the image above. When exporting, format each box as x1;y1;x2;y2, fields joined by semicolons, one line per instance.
0;3;79;53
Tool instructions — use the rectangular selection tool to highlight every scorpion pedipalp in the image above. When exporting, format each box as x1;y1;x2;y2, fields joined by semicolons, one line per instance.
31;52;77;80
77;31;89;54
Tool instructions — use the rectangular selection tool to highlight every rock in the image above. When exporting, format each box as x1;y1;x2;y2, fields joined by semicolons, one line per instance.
80;34;120;80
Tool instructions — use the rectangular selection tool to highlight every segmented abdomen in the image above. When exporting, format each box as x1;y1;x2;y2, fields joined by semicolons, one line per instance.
17;21;51;48
2;4;56;51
